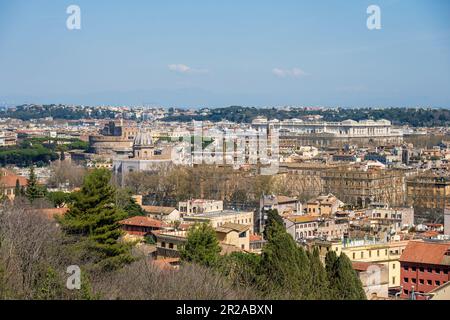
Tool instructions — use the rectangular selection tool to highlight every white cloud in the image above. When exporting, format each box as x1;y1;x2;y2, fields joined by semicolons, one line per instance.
272;67;308;78
168;64;208;74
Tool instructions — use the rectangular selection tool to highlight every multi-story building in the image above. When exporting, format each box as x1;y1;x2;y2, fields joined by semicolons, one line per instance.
0;130;17;146
313;239;410;289
182;210;254;233
322;166;406;208
399;240;450;299
252;118;403;148
283;215;349;241
257;194;302;233
178;199;223;215
406;175;450;221
305;193;344;216
366;205;415;232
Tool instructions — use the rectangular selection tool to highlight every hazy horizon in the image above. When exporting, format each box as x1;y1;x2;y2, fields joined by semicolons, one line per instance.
1;0;449;108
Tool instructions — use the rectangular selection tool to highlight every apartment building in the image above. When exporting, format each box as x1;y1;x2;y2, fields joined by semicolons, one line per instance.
313;239;410;289
399;240;450;299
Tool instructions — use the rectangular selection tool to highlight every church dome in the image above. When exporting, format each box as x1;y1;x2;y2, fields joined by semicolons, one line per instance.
133;130;153;147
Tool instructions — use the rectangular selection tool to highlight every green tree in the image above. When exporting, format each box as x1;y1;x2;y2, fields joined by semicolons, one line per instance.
25;166;46;203
46;191;73;208
14;178;21;197
180;223;221;267
60;150;66;161
115;188;145;217
327;252;366;300
308;248;331;299
259;221;312;299
58;169;133;271
217;252;261;289
263;209;284;241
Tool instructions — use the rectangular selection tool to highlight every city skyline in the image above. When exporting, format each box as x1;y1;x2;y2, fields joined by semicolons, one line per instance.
0;0;450;107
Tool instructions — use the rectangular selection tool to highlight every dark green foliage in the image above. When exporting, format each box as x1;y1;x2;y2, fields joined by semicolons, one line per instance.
308;248;331;299
25;167;46;202
46;191;73;208
14;179;21;197
58;169;133;271
326;252;366;300
115;188;146;217
259;222;312;299
0;136;88;167
180;223;221;268
60;150;65;161
217;210;365;300
35;267;64;300
217;252;261;288
263;209;284;241
162;106;450;128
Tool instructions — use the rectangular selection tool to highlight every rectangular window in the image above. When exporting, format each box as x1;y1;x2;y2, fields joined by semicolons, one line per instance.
161;242;166;248
427;280;432;285
436;280;441;286
404;278;409;283
419;267;424;272
419;279;424;284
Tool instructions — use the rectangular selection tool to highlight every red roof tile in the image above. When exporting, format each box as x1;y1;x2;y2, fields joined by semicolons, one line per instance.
119;216;163;229
400;240;450;265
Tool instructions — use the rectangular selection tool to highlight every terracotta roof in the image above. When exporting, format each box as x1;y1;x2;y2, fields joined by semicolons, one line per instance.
250;234;263;242
352;261;384;272
286;215;318;224
119;216;163;229
0;171;27;188
215;222;249;234
400;240;450;265
141;205;177;215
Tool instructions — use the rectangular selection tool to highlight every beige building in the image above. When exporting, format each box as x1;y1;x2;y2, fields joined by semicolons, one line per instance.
323;166;406;208
215;223;250;251
313;239;410;289
178;199;224;215
352;261;389;299
183;210;254;233
406;175;450;219
306;193;344;216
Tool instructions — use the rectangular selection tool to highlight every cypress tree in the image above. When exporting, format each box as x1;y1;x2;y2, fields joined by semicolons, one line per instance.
60;150;66;161
263;209;284;241
14;179;21;197
327;253;366;300
259;220;311;299
58;169;133;270
308;247;331;299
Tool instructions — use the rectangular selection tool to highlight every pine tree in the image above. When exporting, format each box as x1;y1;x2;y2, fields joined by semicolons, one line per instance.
180;223;221;267
25;166;46;203
58;169;133;271
327;253;367;300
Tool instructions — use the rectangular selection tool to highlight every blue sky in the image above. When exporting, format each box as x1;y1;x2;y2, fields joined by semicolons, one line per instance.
0;0;449;108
